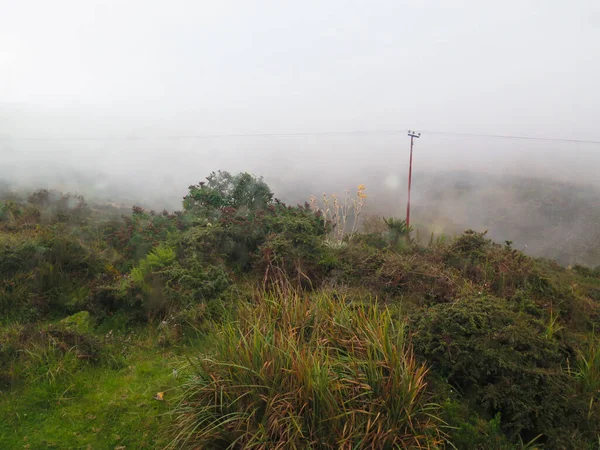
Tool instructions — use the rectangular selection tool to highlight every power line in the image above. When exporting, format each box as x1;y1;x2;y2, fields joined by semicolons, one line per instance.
0;129;599;144
0;130;404;142
419;130;600;145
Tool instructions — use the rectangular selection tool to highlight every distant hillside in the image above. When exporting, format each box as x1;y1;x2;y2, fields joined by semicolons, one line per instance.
408;171;600;267
279;169;600;268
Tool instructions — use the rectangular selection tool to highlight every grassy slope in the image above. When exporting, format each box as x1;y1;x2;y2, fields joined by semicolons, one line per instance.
0;336;204;449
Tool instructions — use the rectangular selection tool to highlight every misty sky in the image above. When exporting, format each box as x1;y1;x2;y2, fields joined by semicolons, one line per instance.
1;0;600;204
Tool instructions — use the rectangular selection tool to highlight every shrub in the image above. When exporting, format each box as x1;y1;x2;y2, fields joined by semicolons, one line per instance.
102;207;186;265
162;259;232;306
383;217;413;247
412;296;589;446
0;229;110;319
441;399;522;450
330;241;459;304
130;244;176;287
445;230;534;297
256;203;330;288
183;171;273;217
124;244;231;320
170;291;444;449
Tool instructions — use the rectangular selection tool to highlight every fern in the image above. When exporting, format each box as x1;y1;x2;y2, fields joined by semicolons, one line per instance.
130;245;176;288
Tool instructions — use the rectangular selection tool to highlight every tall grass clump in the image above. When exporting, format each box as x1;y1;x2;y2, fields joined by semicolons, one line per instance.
575;337;600;397
170;290;443;449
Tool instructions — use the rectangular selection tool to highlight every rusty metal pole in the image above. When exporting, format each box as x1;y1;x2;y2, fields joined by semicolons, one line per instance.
406;130;420;229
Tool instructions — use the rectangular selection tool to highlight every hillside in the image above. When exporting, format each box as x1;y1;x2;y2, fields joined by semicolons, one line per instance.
1;171;600;449
410;171;600;268
257;169;600;269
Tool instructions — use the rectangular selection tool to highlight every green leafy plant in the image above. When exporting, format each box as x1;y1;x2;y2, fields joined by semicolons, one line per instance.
130;245;176;287
384;217;413;247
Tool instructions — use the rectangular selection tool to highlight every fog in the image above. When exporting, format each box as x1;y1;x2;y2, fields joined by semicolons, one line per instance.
2;1;600;265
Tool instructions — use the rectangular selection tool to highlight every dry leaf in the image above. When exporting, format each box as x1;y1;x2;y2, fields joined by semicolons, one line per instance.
153;392;164;401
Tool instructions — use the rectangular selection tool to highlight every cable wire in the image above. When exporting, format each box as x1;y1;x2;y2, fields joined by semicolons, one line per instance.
419;130;600;144
1;129;599;144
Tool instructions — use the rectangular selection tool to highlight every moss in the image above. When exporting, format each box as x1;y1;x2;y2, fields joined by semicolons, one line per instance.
60;310;92;334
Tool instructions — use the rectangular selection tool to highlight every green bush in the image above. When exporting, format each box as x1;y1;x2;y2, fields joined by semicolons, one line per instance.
256;204;330;288
412;296;590;446
330;241;459;304
183;171;273;216
102;207;187;266
162;259;232;306
441;399;522;450
0;229;110;319
124;244;231;320
445;230;534;297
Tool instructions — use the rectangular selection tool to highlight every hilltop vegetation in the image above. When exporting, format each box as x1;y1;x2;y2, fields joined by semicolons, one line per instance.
1;171;600;449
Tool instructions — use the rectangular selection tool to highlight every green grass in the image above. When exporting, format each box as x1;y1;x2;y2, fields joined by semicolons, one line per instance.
170;290;444;449
0;338;204;449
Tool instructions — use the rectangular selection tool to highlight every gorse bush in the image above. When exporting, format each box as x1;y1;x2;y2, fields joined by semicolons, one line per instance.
445;230;534;297
123;242;232;321
329;238;460;304
412;296;593;447
257;202;331;288
0;228;110;319
170;290;444;449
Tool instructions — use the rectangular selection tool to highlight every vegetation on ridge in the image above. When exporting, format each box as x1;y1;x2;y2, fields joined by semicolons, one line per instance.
1;170;600;449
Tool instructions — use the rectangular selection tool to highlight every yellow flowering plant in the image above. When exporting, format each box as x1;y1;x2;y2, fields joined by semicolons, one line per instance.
309;184;367;243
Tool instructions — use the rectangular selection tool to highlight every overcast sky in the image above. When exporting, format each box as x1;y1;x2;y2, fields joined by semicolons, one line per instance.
1;0;599;202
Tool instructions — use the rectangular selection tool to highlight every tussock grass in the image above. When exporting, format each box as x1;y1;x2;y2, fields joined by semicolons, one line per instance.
170;290;443;449
576;338;600;395
0;321;110;389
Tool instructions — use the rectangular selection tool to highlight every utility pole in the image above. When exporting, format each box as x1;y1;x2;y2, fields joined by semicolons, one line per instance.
406;130;420;229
